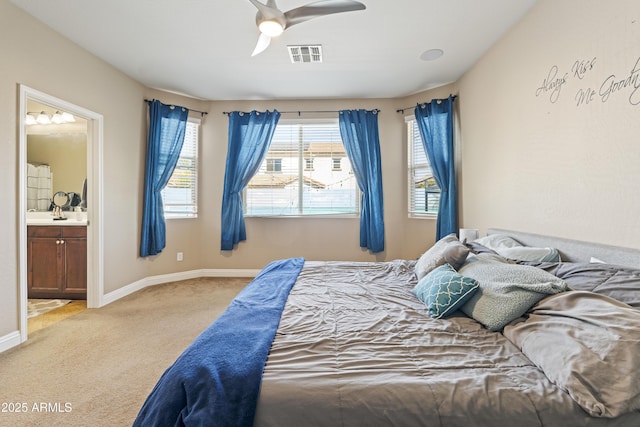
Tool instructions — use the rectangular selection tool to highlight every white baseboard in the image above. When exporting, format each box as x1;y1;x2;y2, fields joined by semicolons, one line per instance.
0;331;22;353
102;268;260;307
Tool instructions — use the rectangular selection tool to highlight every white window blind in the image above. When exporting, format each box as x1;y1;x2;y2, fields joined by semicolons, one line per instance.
162;118;199;218
407;117;440;216
245;120;359;216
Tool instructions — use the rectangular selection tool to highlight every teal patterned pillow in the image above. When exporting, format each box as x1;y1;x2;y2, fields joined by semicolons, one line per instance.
412;264;480;319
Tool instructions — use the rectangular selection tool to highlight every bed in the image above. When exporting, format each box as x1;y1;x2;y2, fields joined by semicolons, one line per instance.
133;229;640;427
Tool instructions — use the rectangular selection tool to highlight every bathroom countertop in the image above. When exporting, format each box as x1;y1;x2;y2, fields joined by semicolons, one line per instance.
26;212;88;226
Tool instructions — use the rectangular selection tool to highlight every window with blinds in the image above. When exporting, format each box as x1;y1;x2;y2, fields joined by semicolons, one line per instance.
162;118;199;218
407;117;440;216
245;120;359;216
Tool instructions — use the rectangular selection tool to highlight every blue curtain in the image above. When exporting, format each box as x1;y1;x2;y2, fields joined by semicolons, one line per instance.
221;110;280;250
338;109;385;253
140;100;189;257
414;95;457;241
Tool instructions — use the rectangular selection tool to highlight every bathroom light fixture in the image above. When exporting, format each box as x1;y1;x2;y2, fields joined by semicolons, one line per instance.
60;111;75;122
36;111;51;125
51;111;65;124
25;110;76;125
25;113;37;125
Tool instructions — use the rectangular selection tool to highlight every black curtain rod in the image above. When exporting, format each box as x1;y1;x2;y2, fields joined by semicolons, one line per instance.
395;95;457;114
222;108;380;116
144;99;208;117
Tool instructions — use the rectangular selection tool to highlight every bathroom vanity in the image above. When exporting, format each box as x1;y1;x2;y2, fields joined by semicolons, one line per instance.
27;219;87;299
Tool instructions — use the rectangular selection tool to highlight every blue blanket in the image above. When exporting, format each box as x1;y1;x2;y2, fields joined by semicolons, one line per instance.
133;257;305;427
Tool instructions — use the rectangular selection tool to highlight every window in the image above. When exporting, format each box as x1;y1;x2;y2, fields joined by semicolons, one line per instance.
332;157;342;171
305;157;314;171
407;117;440;216
266;158;282;173
245;120;359;216
162;118;199;218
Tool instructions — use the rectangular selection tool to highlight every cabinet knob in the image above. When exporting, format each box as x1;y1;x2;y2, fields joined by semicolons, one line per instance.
56;240;60;244
60;240;65;244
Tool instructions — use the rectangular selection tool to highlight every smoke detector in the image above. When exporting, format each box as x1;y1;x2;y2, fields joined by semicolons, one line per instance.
287;45;323;63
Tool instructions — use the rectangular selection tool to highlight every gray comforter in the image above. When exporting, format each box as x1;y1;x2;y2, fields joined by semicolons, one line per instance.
254;260;640;427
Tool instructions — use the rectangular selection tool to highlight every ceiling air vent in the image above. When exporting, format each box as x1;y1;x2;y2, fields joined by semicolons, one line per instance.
288;45;323;63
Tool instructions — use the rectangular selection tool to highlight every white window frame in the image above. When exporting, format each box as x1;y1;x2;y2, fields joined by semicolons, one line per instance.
407;115;440;218
162;117;199;219
244;118;360;218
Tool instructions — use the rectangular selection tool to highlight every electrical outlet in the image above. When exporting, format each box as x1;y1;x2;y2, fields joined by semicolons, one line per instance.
177;252;183;261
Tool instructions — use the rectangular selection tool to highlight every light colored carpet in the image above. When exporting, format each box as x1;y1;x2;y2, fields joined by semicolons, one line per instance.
27;299;72;319
0;277;248;427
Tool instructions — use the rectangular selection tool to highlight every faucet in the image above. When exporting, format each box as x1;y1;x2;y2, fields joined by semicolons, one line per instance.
53;206;64;219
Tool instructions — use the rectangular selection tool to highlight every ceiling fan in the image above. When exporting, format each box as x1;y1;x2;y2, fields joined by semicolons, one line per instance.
248;0;366;56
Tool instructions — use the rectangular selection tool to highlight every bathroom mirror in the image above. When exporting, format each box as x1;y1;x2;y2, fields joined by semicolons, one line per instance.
26;100;87;211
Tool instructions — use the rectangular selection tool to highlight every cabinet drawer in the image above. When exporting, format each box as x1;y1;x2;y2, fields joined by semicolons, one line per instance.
28;226;87;238
28;226;61;238
62;227;87;238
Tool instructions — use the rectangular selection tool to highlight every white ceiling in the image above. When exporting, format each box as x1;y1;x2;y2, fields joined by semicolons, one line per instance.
11;0;538;101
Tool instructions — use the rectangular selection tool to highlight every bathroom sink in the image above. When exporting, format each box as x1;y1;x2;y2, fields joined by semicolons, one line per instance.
26;211;87;226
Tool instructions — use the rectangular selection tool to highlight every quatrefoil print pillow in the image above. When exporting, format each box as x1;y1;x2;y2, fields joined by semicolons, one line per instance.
412;263;479;319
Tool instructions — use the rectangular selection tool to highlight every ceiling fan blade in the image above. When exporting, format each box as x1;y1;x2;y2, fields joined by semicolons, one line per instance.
284;0;366;28
252;33;272;56
247;0;281;20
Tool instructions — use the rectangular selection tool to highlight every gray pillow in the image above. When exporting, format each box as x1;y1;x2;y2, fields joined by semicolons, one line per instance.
414;234;469;280
459;254;568;331
475;234;560;262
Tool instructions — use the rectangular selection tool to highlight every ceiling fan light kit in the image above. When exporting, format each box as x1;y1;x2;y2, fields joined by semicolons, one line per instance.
248;0;366;56
258;20;285;37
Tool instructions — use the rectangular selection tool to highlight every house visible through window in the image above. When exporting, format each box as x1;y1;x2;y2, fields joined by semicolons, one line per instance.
407;117;440;216
245;120;359;216
162;118;199;218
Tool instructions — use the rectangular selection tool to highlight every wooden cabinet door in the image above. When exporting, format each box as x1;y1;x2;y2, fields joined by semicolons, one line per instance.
61;237;87;297
28;237;62;295
28;226;87;299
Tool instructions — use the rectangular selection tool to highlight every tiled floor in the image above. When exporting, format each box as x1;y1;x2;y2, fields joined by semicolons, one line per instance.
28;300;87;335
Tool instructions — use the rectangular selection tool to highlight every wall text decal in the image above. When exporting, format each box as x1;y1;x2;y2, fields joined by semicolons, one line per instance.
536;56;640;107
535;65;568;103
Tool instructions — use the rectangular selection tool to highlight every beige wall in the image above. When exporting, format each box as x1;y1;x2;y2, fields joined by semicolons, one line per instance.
457;0;640;248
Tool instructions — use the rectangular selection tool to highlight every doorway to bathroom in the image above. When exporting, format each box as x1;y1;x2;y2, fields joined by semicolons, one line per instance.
18;85;104;342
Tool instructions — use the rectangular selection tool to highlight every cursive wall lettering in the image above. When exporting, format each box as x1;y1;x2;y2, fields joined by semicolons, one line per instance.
537;55;640;107
536;66;568;103
599;57;640;105
575;87;597;106
572;57;597;79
